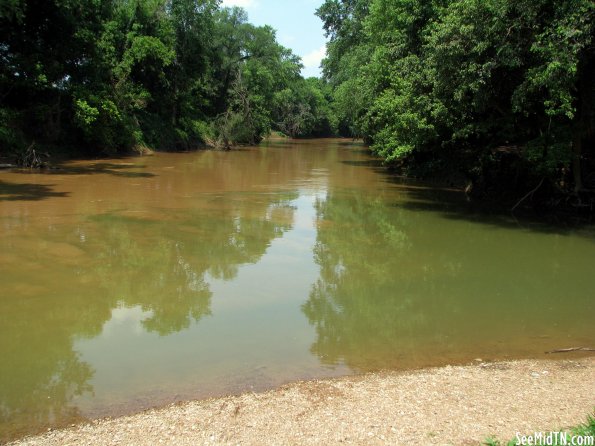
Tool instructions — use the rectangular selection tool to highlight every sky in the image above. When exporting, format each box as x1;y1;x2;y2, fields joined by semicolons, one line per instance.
220;0;327;78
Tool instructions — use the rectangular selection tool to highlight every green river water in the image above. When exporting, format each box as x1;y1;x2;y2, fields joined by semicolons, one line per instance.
1;139;594;441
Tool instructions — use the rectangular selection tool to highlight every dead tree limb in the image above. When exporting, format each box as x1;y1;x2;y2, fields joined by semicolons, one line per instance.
511;177;545;212
545;347;595;354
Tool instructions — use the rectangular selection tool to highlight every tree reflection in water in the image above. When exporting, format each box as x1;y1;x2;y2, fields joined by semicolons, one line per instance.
0;191;296;441
303;189;595;371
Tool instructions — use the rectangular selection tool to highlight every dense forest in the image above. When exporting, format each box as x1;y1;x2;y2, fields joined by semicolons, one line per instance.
0;0;335;159
317;0;595;204
1;0;594;205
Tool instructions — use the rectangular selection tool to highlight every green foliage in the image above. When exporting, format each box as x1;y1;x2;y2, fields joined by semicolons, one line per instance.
272;78;337;138
319;0;595;196
573;414;595;437
0;108;24;152
0;0;334;158
74;100;100;129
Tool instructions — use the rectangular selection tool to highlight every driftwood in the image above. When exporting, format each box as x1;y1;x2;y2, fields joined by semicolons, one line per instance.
15;142;49;168
511;177;545;212
545;347;595;354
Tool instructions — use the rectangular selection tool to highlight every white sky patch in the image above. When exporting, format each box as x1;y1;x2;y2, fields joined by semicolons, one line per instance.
221;0;258;8
278;33;296;47
302;45;326;70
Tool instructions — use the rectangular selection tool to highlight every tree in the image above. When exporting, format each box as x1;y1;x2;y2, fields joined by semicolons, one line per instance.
319;0;595;202
1;1;333;159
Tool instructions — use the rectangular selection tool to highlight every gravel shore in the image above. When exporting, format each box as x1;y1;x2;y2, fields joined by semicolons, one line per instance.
10;358;595;446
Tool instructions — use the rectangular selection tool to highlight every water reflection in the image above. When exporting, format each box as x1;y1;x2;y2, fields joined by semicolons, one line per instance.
0;295;95;441
1;140;594;442
0;188;297;441
90;195;296;334
0;180;69;201
303;188;595;371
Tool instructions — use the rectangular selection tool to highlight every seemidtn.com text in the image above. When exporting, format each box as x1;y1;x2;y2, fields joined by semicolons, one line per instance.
515;432;594;446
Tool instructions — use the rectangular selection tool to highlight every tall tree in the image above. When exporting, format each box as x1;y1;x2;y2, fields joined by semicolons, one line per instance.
319;0;595;201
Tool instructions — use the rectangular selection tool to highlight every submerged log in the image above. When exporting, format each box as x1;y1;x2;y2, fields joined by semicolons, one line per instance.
545;347;595;354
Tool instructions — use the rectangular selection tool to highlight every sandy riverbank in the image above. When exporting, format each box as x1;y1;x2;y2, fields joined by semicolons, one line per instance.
10;358;595;446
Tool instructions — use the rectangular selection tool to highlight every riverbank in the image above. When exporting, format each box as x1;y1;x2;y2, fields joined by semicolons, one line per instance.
10;358;594;446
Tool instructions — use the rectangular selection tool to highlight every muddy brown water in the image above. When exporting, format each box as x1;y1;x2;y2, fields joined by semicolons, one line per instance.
1;138;594;442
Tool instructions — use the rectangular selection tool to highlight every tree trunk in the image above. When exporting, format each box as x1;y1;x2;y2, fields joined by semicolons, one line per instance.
572;131;583;193
571;50;594;193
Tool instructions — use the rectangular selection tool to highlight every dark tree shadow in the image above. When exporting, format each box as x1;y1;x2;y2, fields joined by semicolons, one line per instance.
341;154;595;236
341;159;384;168
48;163;156;178
262;138;366;151
261;140;307;150
7;162;156;178
0;180;69;201
391;183;595;237
336;141;366;149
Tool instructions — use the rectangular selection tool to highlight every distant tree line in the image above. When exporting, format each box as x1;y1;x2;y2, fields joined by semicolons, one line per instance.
0;0;336;161
3;0;594;205
317;0;595;203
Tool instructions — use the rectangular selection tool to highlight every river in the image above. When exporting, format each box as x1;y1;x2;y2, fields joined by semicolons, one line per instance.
1;138;593;441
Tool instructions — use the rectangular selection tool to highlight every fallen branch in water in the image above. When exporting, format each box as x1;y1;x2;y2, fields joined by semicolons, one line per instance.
545;347;595;354
15;141;49;168
511;177;545;212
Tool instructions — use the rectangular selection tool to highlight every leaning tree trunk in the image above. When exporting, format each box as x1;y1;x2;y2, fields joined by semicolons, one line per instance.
572;130;583;193
572;50;595;193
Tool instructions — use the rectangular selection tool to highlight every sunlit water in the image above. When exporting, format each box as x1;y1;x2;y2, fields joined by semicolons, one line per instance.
1;139;594;441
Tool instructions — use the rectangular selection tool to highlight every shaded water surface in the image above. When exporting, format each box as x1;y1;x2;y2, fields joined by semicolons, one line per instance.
1;139;594;441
